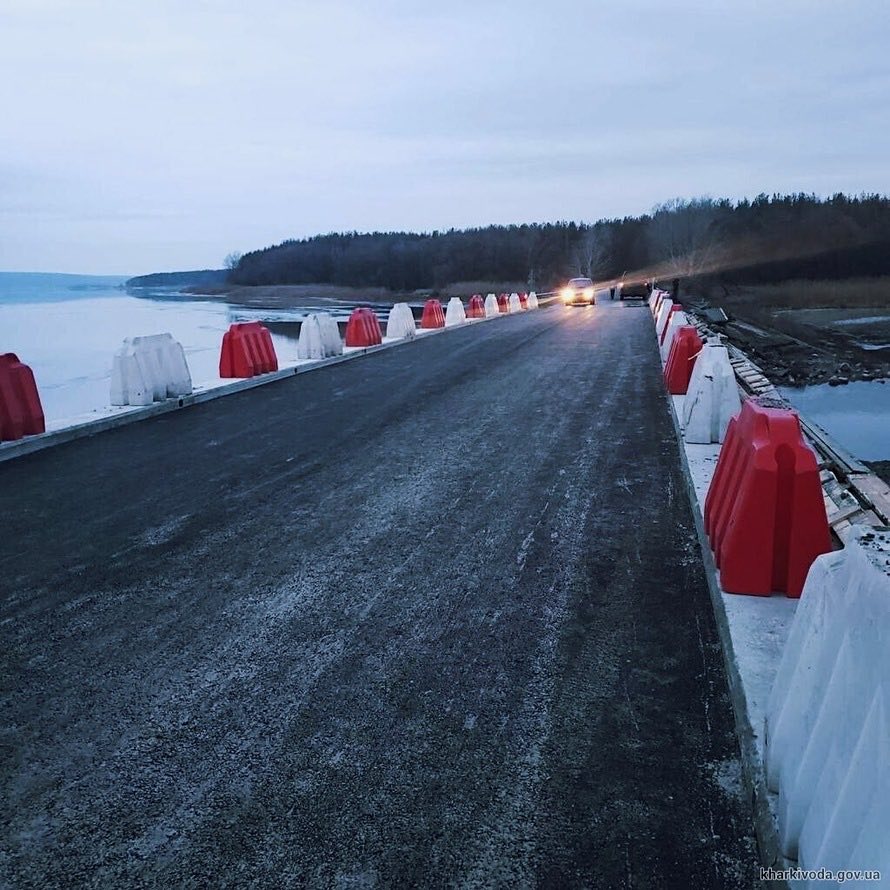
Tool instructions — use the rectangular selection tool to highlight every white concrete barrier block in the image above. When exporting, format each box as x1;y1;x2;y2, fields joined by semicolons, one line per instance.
386;302;416;340
527;291;539;309
445;297;466;327
766;550;849;793
299;312;343;358
651;289;666;315
659;310;689;362
764;527;890;863
831;743;890;887
802;683;889;879
681;343;740;444
654;299;674;340
110;333;192;406
508;292;522;313
158;336;193;396
110;342;152;406
297;314;325;359
137;333;191;399
484;294;499;317
317;312;343;356
134;338;165;401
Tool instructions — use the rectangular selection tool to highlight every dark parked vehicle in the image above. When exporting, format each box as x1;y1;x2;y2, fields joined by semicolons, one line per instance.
620;282;649;299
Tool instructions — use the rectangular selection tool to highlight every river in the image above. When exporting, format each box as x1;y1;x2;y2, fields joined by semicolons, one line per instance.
0;272;362;423
779;380;890;461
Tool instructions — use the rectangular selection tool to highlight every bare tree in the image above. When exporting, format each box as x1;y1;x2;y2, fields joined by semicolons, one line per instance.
224;251;243;271
571;225;612;279
646;198;724;279
520;226;544;289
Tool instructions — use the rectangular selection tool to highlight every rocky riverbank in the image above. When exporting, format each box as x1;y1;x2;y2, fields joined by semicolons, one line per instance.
690;280;890;387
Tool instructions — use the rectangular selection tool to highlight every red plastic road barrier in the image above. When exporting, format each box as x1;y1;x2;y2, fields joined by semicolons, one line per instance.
519;292;528;309
420;299;445;329
659;304;682;344
496;293;509;313
467;295;485;318
345;307;383;346
703;399;831;597
219;321;279;378
663;326;703;394
0;353;45;442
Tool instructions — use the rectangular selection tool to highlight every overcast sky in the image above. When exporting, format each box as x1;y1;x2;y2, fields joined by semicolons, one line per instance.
1;0;888;275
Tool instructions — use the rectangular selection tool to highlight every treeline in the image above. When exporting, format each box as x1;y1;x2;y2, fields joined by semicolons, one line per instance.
127;269;228;288
229;193;890;291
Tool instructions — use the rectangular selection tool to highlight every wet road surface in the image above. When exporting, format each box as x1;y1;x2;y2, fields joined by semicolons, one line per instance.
1;303;760;887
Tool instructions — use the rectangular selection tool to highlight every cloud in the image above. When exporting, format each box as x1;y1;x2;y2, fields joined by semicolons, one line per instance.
0;0;888;272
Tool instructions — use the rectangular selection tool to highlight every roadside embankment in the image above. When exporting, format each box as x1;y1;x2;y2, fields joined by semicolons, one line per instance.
651;285;890;884
684;278;890;386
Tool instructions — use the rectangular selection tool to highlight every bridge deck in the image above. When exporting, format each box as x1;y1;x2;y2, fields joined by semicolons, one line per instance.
1;304;759;887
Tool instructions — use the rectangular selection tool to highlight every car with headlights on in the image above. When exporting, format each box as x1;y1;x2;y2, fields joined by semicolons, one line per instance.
561;277;595;305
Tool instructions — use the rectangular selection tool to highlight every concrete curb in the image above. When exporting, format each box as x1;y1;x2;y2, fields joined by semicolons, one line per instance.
0;304;552;464
661;375;788;889
654;320;788;881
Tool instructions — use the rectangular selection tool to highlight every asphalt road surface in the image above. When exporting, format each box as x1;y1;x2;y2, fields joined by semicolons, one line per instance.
2;302;760;888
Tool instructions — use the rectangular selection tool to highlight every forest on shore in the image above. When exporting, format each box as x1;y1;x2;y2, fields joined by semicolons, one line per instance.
223;193;890;293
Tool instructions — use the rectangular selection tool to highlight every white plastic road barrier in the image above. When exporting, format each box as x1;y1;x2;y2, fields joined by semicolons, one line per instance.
445;297;466;327
765;527;890;870
110;333;192;406
385;303;416;340
138;333;191;398
649;289;663;314
111;342;151;406
298;312;343;359
297;314;324;359
654;299;674;341
484;294;499;317
652;287;668;316
508;292;522;313
681;341;740;444
527;291;539;309
317;313;344;356
659;310;689;362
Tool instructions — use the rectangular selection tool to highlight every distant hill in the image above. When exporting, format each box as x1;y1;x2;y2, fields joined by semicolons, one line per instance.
126;269;228;288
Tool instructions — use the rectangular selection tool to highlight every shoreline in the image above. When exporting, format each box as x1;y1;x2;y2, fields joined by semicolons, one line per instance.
137;279;890;389
178;281;530;310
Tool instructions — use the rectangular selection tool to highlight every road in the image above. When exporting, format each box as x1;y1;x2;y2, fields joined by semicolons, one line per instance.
1;302;760;888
